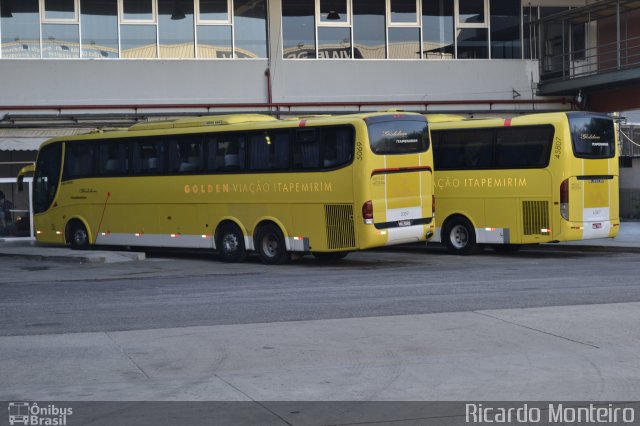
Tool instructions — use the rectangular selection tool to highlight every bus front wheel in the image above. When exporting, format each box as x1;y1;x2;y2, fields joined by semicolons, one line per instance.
216;223;247;263
443;217;478;255
255;223;290;265
68;221;89;250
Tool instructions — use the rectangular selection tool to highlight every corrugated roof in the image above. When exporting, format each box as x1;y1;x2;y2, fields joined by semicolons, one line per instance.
0;128;94;151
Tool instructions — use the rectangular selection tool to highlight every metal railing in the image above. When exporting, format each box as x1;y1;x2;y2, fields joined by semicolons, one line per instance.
540;34;640;82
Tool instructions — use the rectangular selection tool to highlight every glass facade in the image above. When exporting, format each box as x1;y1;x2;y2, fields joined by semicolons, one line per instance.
0;0;267;59
0;0;529;60
282;0;522;60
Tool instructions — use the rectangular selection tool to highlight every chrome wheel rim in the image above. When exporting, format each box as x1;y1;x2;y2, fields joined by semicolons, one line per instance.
262;234;278;258
450;224;468;249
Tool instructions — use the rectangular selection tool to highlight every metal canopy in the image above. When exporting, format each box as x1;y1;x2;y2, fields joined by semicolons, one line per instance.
535;0;640;24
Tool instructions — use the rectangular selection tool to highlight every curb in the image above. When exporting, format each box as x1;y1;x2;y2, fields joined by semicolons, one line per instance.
0;250;146;263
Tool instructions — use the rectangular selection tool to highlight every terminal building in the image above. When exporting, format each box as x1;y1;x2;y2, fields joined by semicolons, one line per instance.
1;0;639;237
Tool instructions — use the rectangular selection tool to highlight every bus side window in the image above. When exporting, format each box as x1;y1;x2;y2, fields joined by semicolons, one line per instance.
207;135;246;172
248;133;270;170
461;130;493;169
97;141;129;175
321;127;353;168
168;138;203;173
495;126;553;168
63;142;96;180
294;129;320;170
133;140;166;174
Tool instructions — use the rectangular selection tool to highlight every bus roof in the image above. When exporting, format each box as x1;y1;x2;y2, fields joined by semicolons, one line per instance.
37;111;427;148
427;111;581;129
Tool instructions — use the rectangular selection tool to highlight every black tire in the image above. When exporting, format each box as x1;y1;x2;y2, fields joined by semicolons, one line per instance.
312;252;349;262
442;216;478;255
216;223;247;263
254;223;290;265
492;244;522;253
68;221;89;250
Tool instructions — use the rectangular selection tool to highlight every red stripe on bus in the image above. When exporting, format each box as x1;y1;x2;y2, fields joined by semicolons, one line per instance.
371;166;432;177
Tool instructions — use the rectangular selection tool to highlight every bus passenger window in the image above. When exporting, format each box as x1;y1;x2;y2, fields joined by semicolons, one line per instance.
97;142;129;175
63;142;96;180
206;136;245;171
133;140;166;174
248;134;270;170
322;127;353;168
168;139;203;173
294;129;321;169
495;126;553;168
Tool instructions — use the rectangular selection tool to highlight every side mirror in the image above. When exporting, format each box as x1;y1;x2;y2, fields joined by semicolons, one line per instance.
17;164;35;192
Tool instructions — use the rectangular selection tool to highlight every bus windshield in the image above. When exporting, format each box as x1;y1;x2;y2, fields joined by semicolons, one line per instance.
33;143;62;214
367;116;429;155
569;114;615;159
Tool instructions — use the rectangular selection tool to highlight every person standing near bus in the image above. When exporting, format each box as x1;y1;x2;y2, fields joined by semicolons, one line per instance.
0;190;13;234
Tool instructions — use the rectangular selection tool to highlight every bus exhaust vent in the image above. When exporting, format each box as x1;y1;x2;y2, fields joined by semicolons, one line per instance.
325;204;356;249
522;201;550;235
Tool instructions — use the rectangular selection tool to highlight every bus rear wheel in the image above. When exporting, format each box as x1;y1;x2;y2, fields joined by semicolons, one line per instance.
68;221;89;250
443;217;478;255
255;223;290;265
216;223;247;263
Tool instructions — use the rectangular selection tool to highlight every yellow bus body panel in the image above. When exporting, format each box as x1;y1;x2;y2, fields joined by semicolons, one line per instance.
429;112;619;246
31;112;434;253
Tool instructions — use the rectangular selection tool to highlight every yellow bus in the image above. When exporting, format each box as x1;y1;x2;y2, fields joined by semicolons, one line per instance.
18;113;435;264
428;112;619;254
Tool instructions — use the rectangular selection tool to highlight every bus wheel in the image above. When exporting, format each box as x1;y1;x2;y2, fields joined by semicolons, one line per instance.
68;221;89;250
312;252;349;262
255;223;290;265
216;223;247;263
443;217;477;255
492;244;522;254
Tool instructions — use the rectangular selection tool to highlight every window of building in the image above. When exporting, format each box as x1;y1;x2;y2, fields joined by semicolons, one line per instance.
120;24;158;58
454;0;487;58
352;0;385;59
81;0;119;58
1;0;42;58
158;0;194;58
456;0;485;25
282;0;316;59
490;0;520;59
41;0;79;22
120;0;156;23
317;0;352;59
233;0;267;58
42;24;80;58
387;0;420;59
319;0;349;24
422;0;454;59
197;0;231;24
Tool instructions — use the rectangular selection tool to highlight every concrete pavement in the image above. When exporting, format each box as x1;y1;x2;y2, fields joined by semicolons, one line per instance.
2;301;640;401
1;221;639;262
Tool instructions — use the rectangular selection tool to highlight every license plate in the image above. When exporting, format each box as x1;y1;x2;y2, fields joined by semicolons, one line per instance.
398;220;411;227
592;223;602;229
